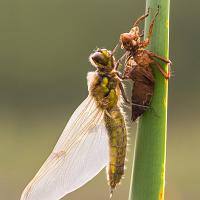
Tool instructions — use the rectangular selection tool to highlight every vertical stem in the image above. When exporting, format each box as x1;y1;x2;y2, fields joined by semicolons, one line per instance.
129;0;170;200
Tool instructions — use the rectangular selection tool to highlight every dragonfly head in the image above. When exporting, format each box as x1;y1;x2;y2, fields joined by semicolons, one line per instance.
120;26;140;51
89;48;114;71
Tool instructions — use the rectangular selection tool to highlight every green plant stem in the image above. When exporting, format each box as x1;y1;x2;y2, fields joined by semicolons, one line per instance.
128;0;170;200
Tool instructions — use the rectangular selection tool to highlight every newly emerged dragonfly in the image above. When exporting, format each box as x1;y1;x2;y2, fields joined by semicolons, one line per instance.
120;7;171;121
21;49;127;200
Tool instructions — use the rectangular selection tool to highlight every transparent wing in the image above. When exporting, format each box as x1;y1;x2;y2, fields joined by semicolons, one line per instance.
21;96;109;200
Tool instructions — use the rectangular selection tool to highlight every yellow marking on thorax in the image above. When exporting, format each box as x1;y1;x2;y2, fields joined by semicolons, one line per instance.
101;77;109;94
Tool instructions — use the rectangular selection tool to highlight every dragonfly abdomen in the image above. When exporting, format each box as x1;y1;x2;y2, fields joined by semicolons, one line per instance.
104;106;127;193
124;57;155;121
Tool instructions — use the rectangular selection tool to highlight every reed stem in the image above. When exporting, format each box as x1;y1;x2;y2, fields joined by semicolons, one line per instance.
128;0;170;199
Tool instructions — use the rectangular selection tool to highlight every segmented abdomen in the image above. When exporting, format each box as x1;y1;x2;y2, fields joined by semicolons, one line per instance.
124;57;154;121
104;106;127;192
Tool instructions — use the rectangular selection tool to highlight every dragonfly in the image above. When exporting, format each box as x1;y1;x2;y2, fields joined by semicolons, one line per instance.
21;48;128;200
119;7;171;121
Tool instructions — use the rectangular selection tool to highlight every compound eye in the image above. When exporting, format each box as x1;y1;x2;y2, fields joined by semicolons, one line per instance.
91;52;107;66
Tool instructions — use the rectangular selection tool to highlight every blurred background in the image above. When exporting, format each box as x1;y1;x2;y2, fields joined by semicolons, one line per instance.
0;0;199;199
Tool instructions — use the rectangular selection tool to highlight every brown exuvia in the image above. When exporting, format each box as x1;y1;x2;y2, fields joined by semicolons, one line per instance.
120;7;171;121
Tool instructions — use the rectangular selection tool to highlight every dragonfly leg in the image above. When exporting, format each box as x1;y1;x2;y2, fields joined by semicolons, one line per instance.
153;59;171;79
147;50;172;65
119;82;131;104
142;6;160;47
133;8;150;27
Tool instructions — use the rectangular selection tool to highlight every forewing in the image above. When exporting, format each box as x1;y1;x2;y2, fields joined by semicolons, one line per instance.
21;96;109;200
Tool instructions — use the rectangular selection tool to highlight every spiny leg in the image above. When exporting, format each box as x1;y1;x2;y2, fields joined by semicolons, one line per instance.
143;5;160;47
153;59;170;79
133;7;150;27
146;50;172;65
148;6;160;38
119;82;130;104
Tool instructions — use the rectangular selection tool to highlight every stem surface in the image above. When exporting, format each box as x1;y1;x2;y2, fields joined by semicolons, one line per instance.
129;0;170;200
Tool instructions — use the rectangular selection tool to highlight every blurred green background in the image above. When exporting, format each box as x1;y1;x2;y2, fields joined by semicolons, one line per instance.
0;0;199;199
